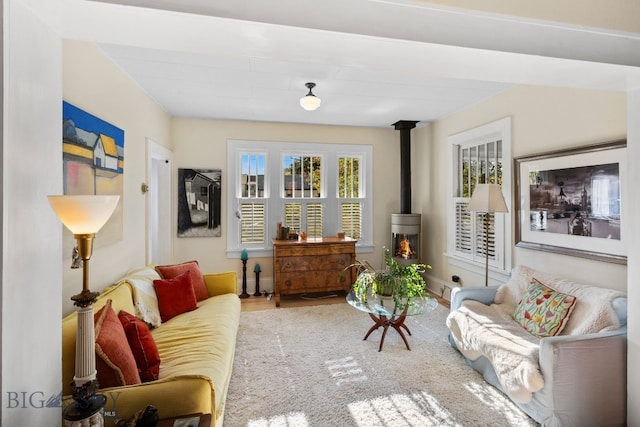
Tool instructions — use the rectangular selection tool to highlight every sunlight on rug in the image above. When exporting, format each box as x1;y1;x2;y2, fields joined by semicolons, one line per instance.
247;412;309;427
326;356;368;386
464;381;534;425
349;392;459;426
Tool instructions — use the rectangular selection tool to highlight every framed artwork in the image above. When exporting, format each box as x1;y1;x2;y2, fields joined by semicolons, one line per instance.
62;101;124;251
514;140;626;264
178;168;222;237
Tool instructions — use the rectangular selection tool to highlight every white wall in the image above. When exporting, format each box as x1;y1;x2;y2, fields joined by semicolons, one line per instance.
170;118;400;290
626;89;640;426
2;1;62;424
62;41;172;315
416;85;627;294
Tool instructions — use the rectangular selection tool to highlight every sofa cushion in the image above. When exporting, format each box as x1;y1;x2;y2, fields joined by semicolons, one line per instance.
94;300;142;387
119;266;163;328
513;279;576;338
496;265;626;335
153;271;198;322
118;310;161;382
155;260;209;301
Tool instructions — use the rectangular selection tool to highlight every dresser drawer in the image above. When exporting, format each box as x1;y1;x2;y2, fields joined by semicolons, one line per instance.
276;253;351;273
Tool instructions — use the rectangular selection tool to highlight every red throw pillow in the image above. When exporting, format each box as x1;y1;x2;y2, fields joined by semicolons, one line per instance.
94;300;142;387
155;260;209;301
153;271;198;322
118;310;161;382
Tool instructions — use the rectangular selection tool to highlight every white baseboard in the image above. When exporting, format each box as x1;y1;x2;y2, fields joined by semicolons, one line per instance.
424;274;460;302
236;277;275;295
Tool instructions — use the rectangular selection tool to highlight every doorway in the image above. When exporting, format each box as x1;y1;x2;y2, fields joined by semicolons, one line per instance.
146;139;173;265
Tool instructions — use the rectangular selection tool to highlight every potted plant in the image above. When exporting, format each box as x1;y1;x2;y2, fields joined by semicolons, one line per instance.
348;247;431;310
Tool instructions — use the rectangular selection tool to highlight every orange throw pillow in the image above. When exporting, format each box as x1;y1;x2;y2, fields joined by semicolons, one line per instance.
118;310;161;382
153;271;198;322
155;260;209;301
94;300;141;388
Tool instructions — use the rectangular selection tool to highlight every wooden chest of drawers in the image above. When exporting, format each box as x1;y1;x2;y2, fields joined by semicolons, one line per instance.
272;237;356;307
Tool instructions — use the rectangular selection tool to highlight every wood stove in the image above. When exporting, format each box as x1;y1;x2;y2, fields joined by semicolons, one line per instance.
391;213;421;265
391;120;422;266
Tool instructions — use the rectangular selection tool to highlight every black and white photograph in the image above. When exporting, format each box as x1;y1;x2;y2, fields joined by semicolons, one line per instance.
177;168;222;237
528;162;620;240
515;140;627;264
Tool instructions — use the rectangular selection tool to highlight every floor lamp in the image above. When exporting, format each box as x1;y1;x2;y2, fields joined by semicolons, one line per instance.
468;184;508;287
48;195;120;426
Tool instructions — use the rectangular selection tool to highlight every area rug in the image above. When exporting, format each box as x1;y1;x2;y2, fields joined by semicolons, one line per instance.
225;302;538;427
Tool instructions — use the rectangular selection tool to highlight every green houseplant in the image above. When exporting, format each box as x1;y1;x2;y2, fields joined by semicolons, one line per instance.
349;247;431;310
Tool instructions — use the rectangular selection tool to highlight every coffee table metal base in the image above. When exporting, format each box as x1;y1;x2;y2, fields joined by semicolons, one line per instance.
363;311;412;352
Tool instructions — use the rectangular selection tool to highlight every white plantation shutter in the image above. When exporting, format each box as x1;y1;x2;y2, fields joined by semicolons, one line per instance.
307;203;323;238
240;203;265;244
454;200;499;265
341;202;362;240
453;200;503;271
284;202;323;238
474;212;497;263
284;203;302;233
454;200;472;255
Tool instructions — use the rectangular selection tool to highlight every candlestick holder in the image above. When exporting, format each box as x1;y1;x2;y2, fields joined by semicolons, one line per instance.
240;258;250;298
253;263;262;296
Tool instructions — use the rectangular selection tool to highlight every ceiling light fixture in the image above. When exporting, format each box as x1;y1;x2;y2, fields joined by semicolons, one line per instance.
299;82;321;111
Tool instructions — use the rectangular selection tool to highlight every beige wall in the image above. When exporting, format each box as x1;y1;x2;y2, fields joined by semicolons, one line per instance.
3;1;64;424
626;89;640;426
62;40;172;314
415;85;627;294
171;118;400;289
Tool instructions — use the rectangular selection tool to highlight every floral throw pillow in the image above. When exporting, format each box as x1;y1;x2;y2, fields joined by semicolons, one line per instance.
513;278;577;338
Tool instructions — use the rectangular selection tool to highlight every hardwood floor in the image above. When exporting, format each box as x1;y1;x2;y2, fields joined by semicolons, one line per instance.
240;290;450;312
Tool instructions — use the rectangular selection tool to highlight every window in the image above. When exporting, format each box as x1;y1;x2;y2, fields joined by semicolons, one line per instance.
228;140;373;257
338;156;362;240
282;155;324;238
447;117;512;277
239;153;267;244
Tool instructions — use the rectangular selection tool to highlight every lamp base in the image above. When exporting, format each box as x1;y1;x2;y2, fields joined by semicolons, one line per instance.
63;394;106;426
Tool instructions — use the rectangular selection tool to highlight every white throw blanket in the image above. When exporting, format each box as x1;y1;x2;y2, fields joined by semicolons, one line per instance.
446;300;544;403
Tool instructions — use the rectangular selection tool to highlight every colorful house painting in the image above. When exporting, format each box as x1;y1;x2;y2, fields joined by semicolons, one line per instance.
62;101;124;250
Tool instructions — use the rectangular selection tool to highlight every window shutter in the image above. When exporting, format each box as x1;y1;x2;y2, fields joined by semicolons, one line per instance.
454;200;472;255
284;203;302;233
455;201;499;263
341;202;362;240
240;203;265;243
306;203;323;238
475;212;497;262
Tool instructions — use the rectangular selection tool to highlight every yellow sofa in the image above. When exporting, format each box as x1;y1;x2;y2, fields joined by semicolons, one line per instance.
62;266;241;427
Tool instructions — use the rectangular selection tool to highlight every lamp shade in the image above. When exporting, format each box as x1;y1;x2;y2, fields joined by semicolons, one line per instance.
299;82;321;111
48;195;120;234
300;94;321;111
468;184;508;213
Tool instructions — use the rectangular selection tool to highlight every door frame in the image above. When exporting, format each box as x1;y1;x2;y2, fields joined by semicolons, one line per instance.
146;138;174;265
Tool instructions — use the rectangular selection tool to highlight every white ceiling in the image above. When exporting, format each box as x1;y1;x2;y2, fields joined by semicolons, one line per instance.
26;0;640;128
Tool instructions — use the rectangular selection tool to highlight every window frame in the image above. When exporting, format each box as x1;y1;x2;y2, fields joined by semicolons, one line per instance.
227;140;373;258
446;117;512;281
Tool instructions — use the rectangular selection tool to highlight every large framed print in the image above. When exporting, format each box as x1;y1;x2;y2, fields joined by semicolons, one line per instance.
514;140;626;264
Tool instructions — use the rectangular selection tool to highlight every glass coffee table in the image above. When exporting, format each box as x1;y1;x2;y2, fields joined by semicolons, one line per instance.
347;291;438;351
